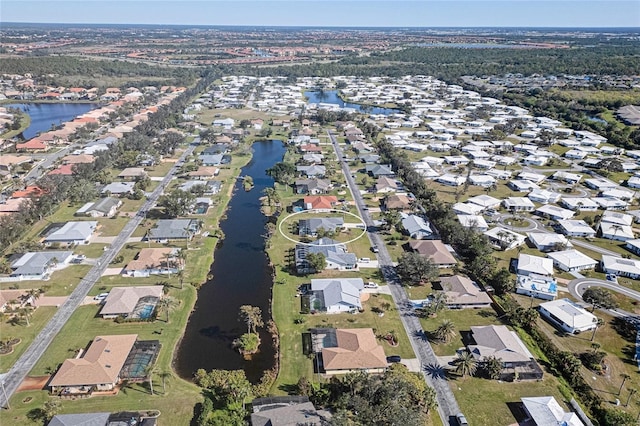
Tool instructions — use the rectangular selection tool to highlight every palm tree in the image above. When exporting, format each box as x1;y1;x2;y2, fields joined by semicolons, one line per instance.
434;319;456;343
619;374;631;395
19;307;32;326
176;270;185;290
158;370;171;394
157;297;178;323
454;351;477;377
263;187;276;207
26;288;41;306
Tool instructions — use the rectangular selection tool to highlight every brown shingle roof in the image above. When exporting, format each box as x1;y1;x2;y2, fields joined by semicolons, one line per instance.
100;286;163;316
409;240;457;266
321;328;387;371
49;334;137;387
441;275;492;306
125;248;177;271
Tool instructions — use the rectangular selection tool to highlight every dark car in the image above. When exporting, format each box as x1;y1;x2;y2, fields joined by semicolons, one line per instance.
371;246;379;253
386;355;401;363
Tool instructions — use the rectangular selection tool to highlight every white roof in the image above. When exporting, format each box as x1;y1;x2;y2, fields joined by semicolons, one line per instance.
602;255;640;275
503;197;535;208
467;194;501;208
535;204;574;219
539;298;597;330
593;197;628;208
521;396;584;426
457;214;488;229
547;249;597;269
560;197;599;209
518;171;546;183
518;253;554;276
452;202;484;215
557;220;595;235
600;222;635;239
526;232;572;249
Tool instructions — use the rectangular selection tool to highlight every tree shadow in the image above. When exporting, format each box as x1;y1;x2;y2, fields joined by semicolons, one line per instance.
278;383;299;394
423;363;446;380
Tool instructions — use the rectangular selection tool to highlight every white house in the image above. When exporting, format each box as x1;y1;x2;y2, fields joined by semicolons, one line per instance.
559;197;599;212
516;274;558;301
509;180;540;192
517;253;554;277
518;172;546;184
556;220;596;237
535;204;575;221
521;396;585;426
601;255;640;279
547;249;597;272
539;299;598;334
601;188;635;201
457;214;489;232
552;171;583;184
436;174;466;186
452;202;484;216
593;197;628;210
502;197;535;212
599;222;635;241
528;189;561;204
311;278;365;313
626;175;640;189
467;194;501;210
468;175;496;187
484;227;526;250
527;232;572;252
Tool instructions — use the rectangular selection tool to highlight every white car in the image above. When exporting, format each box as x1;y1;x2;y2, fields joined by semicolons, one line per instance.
364;282;379;289
94;292;109;301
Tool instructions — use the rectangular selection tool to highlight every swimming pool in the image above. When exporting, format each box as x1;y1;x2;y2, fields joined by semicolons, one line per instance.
137;304;155;319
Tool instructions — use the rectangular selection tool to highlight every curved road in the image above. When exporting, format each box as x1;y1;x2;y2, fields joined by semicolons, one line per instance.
0;144;196;408
568;278;640;319
328;131;461;425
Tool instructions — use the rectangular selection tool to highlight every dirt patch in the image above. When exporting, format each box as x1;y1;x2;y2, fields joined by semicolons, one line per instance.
18;375;50;392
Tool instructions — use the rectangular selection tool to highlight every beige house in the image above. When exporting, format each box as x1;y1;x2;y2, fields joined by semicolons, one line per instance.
408;240;457;267
99;286;163;319
321;328;388;375
49;334;138;394
188;166;219;180
383;194;412;211
123;248;180;277
440;275;492;309
117;167;147;180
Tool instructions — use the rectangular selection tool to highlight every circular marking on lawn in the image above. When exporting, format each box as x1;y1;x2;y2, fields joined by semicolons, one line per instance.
278;208;367;246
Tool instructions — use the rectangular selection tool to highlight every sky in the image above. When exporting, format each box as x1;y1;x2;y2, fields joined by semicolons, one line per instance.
1;1;639;28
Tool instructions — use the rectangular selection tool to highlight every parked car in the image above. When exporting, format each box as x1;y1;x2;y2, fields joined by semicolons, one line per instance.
386;355;401;363
94;292;109;302
364;282;379;289
606;274;618;283
370;246;379;253
455;413;469;426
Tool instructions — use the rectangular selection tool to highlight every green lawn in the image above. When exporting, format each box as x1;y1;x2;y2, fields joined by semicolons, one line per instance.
0;265;93;297
0;307;57;373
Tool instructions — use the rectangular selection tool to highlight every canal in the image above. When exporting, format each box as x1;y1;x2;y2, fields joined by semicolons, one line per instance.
5;102;100;140
175;139;285;383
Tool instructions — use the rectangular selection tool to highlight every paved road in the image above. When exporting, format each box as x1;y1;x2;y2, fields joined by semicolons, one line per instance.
24;146;75;185
328;131;461;425
0;144;195;408
568;278;640;318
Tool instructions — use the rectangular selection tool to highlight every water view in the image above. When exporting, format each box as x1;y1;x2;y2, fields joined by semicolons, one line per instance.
305;90;400;115
5;102;100;140
175;139;285;383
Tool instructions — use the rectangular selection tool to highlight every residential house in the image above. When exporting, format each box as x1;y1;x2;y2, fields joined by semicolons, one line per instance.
547;250;597;272
601;255;640;279
179;180;222;195
508;179;539;192
298;218;344;237
295;178;332;195
484;227;526;250
599;221;635;241
408;240;457;268
295;238;357;273
436;174;466;187
384;194;413;211
526;232;572;252
467;194;501;211
520;396;584;426
401;214;433;239
302;153;324;164
556;220;596;237
535;205;575;221
311;278;365;313
516;274;558;301
251;397;329;426
452;202;484;216
296;165;326;178
75;198;122;218
528;189;561;205
199;154;224;166
457;214;489;231
365;164;394;178
117;168;147;181
467;325;542;380
517;253;554;277
9;251;74;280
319;328;388;375
502;197;535;212
601;211;634;226
560;197;599;212
624;239;640;256
123;248;180;277
375;176;400;193
303;195;338;210
539;299;597;334
188;166;219;180
101;182;135;197
440;275;492;309
551;171;583;184
43;221;98;246
47;413;112;426
593;197;628;210
146;219;200;241
49;334;139;393
99;286;164;319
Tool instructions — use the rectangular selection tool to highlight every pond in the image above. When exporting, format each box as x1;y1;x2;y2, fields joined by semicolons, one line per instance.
305;90;400;115
174;139;285;383
5;102;101;140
